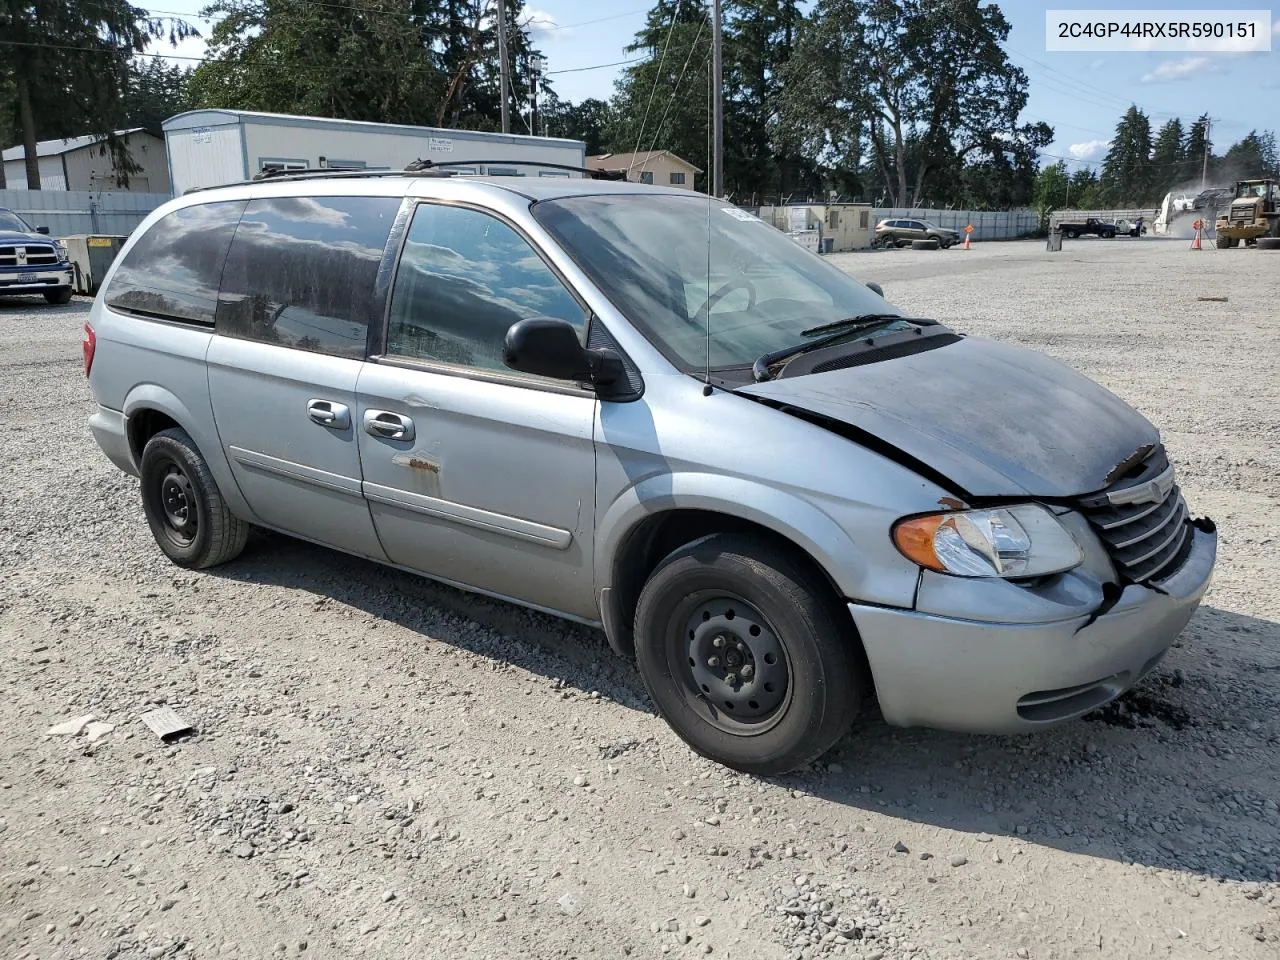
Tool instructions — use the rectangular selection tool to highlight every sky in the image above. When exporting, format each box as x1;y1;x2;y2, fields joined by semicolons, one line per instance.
144;0;1280;176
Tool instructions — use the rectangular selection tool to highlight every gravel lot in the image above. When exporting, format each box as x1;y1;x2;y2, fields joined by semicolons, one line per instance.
2;238;1278;960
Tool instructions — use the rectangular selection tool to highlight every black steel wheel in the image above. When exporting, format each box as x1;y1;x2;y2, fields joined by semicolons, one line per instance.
679;593;791;732
634;533;865;775
140;427;249;569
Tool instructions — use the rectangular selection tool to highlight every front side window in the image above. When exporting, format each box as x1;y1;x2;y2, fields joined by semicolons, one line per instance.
533;194;898;371
385;203;587;376
105;200;245;325
216;196;399;357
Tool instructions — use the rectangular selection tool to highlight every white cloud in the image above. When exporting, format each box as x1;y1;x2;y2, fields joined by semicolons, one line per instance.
1068;139;1111;161
1088;58;1105;70
1141;56;1214;83
1273;17;1279;35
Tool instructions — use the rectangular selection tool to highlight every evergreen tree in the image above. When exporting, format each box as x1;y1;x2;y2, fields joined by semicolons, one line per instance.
1148;118;1184;199
0;0;196;188
1099;105;1151;205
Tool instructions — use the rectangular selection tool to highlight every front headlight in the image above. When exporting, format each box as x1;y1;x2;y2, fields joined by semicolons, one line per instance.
55;242;69;261
893;504;1083;578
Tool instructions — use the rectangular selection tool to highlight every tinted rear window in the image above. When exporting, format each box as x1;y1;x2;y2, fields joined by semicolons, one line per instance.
215;196;399;358
105;201;245;325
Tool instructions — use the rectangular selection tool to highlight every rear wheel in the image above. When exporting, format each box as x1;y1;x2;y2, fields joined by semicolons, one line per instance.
43;287;72;305
1215;235;1231;249
1065;229;1078;239
140;428;249;569
1258;237;1280;250
633;534;864;775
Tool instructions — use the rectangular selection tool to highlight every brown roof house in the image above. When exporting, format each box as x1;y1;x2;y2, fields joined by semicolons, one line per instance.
586;151;701;190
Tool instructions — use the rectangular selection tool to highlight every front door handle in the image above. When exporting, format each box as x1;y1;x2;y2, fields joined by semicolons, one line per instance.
364;409;415;442
307;399;350;429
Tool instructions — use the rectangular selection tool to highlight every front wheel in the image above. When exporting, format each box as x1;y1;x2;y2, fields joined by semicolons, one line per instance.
140;428;249;569
44;287;73;305
633;534;865;775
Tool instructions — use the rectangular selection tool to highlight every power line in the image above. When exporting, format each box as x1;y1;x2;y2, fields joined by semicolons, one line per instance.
629;0;684;173
545;57;641;75
643;16;707;167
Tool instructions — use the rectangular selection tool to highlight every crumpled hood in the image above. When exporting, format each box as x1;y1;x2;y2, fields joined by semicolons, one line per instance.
738;335;1159;498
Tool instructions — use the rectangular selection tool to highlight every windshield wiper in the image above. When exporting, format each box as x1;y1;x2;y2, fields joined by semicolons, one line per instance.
799;312;905;337
752;313;913;382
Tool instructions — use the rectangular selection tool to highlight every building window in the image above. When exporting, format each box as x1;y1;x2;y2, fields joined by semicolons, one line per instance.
485;166;520;176
859;210;869;228
669;172;685;185
827;210;839;229
325;159;366;170
639;171;654;185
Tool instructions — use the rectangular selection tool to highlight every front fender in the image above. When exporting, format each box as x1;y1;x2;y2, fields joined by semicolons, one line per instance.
121;383;255;521
596;471;874;604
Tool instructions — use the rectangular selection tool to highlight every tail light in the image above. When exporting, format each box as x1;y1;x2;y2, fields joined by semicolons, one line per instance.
82;322;96;377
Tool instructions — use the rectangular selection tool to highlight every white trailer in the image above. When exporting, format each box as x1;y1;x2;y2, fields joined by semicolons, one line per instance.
162;110;588;195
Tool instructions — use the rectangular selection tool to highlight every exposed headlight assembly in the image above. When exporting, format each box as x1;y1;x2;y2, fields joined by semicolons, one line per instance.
55;242;69;261
893;504;1082;578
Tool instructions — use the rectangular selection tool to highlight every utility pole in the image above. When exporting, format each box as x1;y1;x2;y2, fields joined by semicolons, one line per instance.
531;56;546;137
711;0;723;197
497;0;510;134
1200;117;1211;191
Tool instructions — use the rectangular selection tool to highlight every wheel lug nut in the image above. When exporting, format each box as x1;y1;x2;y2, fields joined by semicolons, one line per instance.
707;656;720;668
725;672;738;685
741;664;754;679
712;636;725;649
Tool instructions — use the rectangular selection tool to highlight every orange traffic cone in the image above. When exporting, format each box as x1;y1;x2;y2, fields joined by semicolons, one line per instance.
962;233;971;250
1190;219;1203;250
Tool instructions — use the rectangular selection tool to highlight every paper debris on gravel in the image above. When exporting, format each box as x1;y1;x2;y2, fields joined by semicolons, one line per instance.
139;707;194;740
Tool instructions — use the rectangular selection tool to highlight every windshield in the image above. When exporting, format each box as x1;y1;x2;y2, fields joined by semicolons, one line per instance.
0;210;35;233
532;194;899;370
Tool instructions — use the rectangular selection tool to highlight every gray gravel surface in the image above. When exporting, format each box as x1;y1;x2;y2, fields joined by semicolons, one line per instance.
2;238;1278;959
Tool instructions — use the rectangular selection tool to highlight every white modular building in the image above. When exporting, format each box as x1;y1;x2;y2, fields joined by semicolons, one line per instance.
162;110;588;195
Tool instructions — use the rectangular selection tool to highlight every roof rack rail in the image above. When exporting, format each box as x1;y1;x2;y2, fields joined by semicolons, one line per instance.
405;158;627;180
184;168;452;194
183;158;626;195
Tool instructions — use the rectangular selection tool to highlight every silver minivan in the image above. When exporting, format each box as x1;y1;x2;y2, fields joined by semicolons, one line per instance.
86;172;1216;774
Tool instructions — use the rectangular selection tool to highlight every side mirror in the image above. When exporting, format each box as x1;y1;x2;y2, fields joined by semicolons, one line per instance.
35;225;50;235
866;281;884;297
503;317;623;388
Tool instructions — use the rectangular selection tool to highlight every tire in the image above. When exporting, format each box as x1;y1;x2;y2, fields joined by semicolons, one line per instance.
1102;231;1115;239
633;533;864;775
1215;235;1231;249
910;238;940;250
43;287;72;305
1065;230;1078;239
1258;237;1280;250
140;427;249;569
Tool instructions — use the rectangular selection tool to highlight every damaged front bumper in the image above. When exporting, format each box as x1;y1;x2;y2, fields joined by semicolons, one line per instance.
847;523;1217;734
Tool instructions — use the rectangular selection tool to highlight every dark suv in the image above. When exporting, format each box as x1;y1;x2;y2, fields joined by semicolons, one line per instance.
0;208;74;303
874;218;960;248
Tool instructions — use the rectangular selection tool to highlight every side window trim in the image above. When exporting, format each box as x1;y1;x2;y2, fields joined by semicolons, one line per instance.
377;199;594;361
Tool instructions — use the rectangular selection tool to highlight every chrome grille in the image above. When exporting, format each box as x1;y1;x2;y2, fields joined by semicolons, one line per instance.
1077;446;1193;584
0;243;59;267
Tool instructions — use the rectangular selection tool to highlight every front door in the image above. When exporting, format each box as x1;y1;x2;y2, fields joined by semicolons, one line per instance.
207;194;402;561
356;201;598;619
